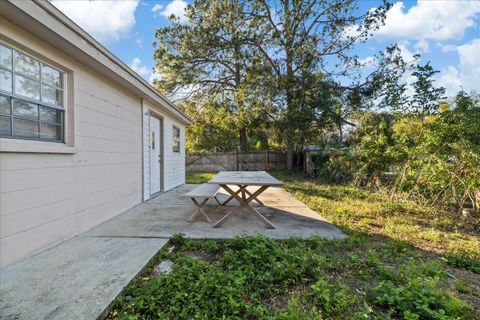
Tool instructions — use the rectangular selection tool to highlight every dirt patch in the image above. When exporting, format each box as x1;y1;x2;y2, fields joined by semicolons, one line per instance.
264;286;308;312
184;250;221;263
444;267;480;318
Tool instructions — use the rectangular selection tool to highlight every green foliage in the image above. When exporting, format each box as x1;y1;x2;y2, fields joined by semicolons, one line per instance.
368;278;472;319
107;234;477;320
409;63;446;116
153;0;399;155
153;0;274;152
107;174;479;320
390;92;480;215
274;171;480;259
445;256;480;274
185;171;217;184
321;89;480;221
454;279;474;295
313;150;354;183
182;101;239;152
350;112;397;186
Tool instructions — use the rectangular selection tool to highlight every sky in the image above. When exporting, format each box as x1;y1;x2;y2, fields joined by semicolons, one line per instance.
50;0;480;97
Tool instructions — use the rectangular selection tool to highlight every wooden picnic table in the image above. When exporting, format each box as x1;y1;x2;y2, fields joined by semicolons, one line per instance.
207;171;282;229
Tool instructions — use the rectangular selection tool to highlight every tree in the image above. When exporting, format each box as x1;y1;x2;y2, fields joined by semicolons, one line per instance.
247;0;392;169
153;0;399;169
181;99;238;152
410;63;446;116
153;0;263;151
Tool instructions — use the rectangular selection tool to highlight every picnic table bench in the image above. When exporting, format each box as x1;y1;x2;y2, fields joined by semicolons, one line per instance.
185;171;282;228
185;183;221;222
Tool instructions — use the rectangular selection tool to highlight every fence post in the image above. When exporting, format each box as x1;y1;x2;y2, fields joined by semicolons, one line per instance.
235;149;238;171
265;149;269;171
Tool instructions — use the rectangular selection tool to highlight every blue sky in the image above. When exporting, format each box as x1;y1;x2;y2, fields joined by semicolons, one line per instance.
51;0;480;97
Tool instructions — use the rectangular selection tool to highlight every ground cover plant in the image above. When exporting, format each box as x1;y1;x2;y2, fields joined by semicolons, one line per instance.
106;172;479;320
275;172;480;262
185;171;216;184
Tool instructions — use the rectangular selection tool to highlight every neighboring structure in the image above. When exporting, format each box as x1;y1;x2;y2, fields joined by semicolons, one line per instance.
0;0;191;267
303;145;321;177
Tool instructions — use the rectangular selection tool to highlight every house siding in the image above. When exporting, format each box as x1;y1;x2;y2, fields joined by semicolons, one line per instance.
142;101;186;195
142;103;151;201
163;115;186;191
0;16;186;267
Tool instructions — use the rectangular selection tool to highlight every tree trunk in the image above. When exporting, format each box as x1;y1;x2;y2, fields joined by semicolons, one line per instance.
287;142;294;170
339;123;343;143
283;1;296;171
239;127;247;152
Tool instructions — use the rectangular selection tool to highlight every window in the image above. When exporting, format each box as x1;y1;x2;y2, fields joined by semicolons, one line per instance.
172;125;180;152
0;43;64;142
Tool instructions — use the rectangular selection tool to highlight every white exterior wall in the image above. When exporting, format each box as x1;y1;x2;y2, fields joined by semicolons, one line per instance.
143;100;185;197
142;103;151;201
0;17;186;267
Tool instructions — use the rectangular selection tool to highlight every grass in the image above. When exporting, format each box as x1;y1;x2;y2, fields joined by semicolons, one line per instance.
274;171;480;261
186;171;216;184
106;171;480;319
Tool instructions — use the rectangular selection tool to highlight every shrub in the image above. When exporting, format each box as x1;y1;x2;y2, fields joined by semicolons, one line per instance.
368;278;473;319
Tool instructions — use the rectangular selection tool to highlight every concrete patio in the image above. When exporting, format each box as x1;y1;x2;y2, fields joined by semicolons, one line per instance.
0;184;344;320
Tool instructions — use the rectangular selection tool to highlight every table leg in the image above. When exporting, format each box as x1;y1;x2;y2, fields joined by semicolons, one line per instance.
244;204;275;229
221;185;264;206
221;186;243;206
241;186;247;201
213;184;275;229
213;196;222;205
188;198;211;222
243;187;265;206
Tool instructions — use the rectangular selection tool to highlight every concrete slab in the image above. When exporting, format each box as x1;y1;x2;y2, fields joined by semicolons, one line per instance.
0;183;344;320
87;184;345;240
0;236;167;320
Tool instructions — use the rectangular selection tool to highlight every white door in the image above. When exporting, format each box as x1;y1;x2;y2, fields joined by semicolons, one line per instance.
149;116;161;194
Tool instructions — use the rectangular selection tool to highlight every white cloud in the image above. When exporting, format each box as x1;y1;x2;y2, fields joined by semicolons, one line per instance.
51;0;139;44
358;56;376;66
438;66;463;95
129;58;163;85
415;39;429;53
437;43;457;53
375;1;480;41
151;3;164;17
438;38;480;95
458;38;480;72
160;0;188;22
151;3;164;13
129;58;150;78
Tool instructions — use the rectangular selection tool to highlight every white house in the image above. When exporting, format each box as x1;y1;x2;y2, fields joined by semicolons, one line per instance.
0;1;191;267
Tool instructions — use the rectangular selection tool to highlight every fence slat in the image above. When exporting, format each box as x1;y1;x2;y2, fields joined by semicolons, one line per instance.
186;151;287;172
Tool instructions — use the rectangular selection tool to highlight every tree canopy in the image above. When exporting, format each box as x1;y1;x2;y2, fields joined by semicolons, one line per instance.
153;0;408;167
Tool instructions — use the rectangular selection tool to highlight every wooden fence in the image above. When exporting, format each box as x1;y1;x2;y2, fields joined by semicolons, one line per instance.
186;151;287;172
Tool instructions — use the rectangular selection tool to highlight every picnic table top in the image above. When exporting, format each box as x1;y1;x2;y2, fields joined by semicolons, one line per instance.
207;171;283;187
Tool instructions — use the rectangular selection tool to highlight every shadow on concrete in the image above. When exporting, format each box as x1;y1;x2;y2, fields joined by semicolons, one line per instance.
0;184;344;320
86;184;345;240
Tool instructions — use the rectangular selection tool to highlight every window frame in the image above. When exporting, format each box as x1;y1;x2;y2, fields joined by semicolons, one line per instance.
172;125;180;153
0;41;65;143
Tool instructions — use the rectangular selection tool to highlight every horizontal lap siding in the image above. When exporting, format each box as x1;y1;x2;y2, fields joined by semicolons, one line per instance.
163;116;186;191
0;18;143;266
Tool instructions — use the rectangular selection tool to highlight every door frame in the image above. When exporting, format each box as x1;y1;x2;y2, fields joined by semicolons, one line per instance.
149;111;164;196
